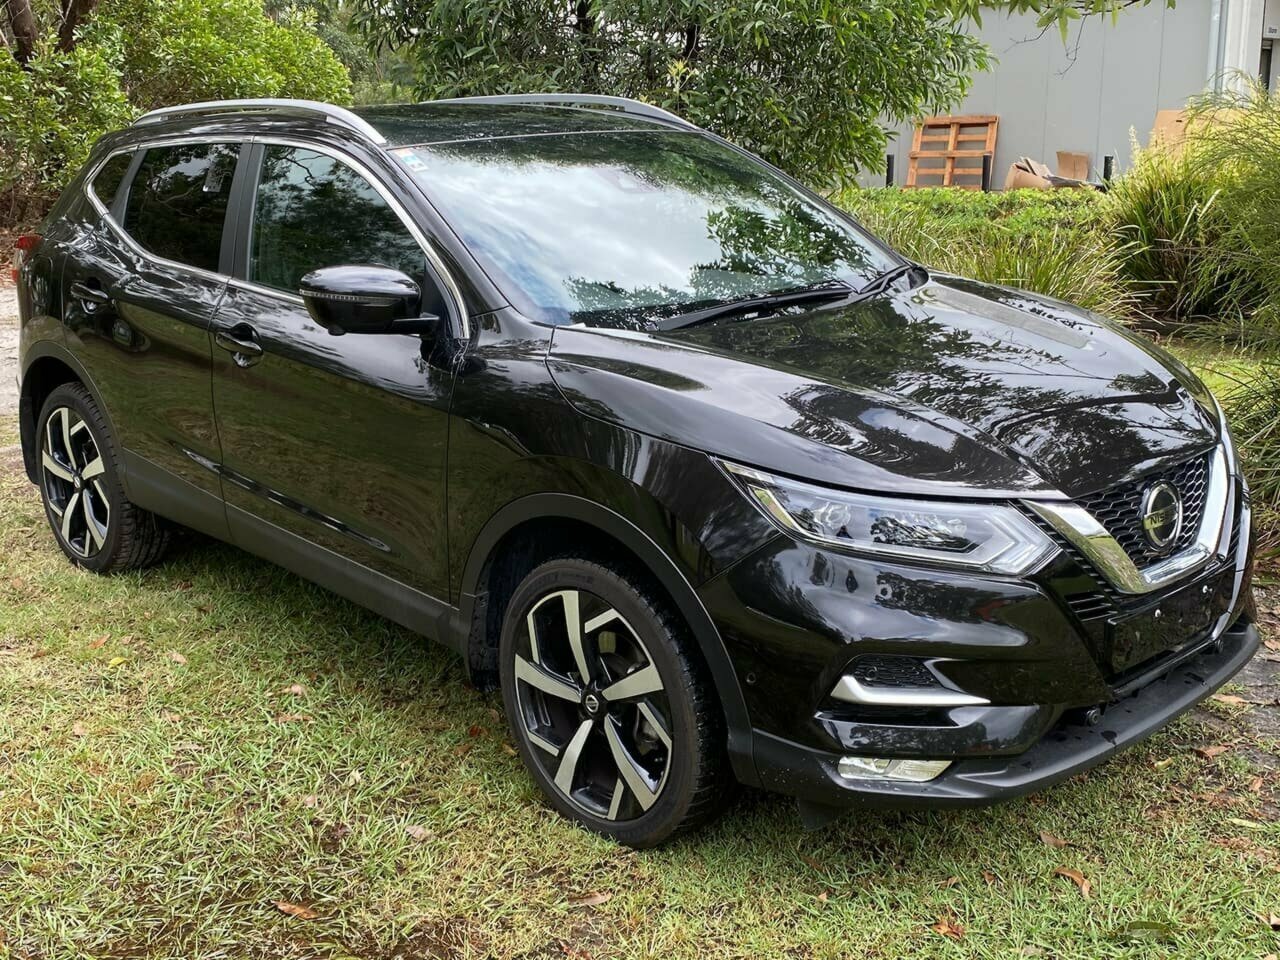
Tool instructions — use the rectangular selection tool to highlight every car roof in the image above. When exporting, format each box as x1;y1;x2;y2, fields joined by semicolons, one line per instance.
354;102;685;147
124;97;698;153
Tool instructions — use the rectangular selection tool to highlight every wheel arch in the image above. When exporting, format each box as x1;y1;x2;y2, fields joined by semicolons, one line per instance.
18;343;118;487
457;492;759;786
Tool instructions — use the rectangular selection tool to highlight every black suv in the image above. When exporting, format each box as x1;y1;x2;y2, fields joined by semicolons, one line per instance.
13;96;1258;847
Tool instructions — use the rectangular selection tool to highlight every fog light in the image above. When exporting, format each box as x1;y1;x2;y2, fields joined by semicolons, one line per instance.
837;756;952;782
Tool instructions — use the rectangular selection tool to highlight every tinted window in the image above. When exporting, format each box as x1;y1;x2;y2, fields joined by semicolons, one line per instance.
123;143;239;273
89;152;133;208
250;146;425;295
391;131;897;328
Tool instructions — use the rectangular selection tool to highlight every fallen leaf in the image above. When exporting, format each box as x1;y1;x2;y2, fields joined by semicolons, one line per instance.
1254;910;1280;931
119;635;135;646
467;724;486;737
274;900;319;920
1211;693;1249;706
88;635;108;650
1115;920;1175;943
930;914;965;940
1264;638;1280;651
167;650;187;665
454;742;474;757
1054;866;1092;898
501;743;518;757
282;683;306;696
940;876;960;888
1153;757;1177;770
982;870;998;886
301;794;318;808
107;656;127;667
31;648;50;659
405;824;433;842
816;891;829;903
346;770;362;786
567;891;612;908
71;722;86;737
1249;776;1264;794
1227;817;1266;831
1039;830;1070;848
1194;744;1229;760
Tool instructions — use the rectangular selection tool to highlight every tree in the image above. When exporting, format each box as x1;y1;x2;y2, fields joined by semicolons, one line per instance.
349;0;1169;186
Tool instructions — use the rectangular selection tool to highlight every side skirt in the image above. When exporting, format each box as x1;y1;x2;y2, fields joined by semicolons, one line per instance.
227;503;467;655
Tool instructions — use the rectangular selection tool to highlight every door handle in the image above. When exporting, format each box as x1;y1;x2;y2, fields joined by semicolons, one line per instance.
214;326;264;366
69;280;111;309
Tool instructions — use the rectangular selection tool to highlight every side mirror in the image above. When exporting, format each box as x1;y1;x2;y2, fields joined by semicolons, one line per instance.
299;265;436;336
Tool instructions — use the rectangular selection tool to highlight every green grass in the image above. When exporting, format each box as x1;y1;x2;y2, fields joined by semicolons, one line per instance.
1;414;1278;959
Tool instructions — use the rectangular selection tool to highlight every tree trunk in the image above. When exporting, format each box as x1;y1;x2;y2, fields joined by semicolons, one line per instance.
57;0;101;53
6;0;38;66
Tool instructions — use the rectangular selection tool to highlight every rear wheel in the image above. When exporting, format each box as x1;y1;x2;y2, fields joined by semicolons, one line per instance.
499;557;729;847
36;383;171;573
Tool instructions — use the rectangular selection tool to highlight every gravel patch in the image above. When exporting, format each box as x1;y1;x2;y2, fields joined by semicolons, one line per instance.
1;284;17;418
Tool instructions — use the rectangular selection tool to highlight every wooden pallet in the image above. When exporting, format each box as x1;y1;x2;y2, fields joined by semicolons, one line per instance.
906;115;998;189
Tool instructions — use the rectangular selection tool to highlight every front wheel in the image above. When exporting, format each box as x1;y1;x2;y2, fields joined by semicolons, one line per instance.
499;557;729;847
36;383;171;573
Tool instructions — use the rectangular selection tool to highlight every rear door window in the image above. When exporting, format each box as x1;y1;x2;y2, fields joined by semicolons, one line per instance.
88;152;134;209
122;142;240;274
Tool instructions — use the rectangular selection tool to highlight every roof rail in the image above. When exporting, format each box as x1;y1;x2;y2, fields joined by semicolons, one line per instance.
428;94;698;130
132;99;387;145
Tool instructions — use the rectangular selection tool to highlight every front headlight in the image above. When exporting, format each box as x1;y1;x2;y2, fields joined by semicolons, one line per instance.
718;461;1058;576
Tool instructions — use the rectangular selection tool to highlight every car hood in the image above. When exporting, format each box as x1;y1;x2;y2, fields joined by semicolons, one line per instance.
546;276;1220;499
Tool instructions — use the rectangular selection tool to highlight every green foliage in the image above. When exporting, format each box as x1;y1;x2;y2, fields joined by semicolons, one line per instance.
1102;143;1239;324
0;39;133;221
95;0;351;111
349;0;990;187
836;187;1132;317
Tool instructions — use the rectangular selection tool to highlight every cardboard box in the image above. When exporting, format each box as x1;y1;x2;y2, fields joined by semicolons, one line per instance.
1150;109;1189;150
1056;151;1090;181
1005;156;1094;191
1004;157;1053;190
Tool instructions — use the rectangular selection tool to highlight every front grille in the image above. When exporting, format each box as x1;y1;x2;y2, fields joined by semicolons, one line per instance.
850;655;938;689
1077;454;1210;567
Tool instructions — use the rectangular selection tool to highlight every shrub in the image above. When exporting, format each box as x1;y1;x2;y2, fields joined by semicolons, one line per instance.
0;40;133;222
1101;142;1239;325
836;187;1132;317
96;0;351;111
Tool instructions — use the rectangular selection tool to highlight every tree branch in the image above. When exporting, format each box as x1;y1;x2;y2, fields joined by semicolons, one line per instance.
6;0;37;66
58;0;100;53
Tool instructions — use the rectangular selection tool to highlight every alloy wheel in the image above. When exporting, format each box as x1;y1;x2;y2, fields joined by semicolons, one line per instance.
512;588;673;822
40;405;110;558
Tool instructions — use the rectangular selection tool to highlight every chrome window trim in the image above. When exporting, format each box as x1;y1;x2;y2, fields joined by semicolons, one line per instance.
1026;445;1231;595
82;134;470;340
83;136;246;287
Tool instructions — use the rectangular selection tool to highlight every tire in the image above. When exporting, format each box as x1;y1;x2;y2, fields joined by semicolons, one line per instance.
35;383;171;573
499;556;729;847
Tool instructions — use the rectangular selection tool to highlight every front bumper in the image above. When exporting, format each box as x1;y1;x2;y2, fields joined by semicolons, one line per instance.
751;614;1259;809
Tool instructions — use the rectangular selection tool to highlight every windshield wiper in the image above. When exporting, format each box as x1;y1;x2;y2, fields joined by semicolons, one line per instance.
654;279;855;331
854;262;928;300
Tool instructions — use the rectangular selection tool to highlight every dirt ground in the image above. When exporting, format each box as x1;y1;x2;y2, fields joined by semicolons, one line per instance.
0;282;1274;763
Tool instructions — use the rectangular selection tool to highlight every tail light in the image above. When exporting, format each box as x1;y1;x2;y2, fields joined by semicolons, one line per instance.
12;233;41;283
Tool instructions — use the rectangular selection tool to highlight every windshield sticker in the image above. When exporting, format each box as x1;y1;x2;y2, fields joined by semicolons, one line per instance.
393;148;429;174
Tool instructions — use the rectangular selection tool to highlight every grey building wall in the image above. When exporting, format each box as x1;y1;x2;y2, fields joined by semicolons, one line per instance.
861;2;1216;187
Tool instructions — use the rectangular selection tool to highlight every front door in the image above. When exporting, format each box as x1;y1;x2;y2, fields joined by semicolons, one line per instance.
210;142;455;599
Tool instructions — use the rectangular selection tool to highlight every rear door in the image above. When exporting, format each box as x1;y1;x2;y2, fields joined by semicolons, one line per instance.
210;140;455;599
64;140;246;537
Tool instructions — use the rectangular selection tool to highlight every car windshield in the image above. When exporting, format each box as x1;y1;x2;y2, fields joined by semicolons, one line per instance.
391;131;898;329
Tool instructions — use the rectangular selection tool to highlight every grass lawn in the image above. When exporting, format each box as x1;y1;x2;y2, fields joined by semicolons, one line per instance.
1;407;1278;960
